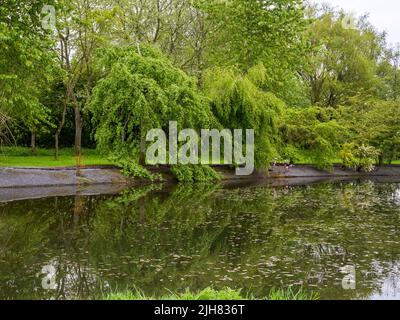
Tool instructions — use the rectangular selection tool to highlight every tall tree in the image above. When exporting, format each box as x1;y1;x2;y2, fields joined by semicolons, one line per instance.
54;0;113;157
299;6;386;107
200;0;308;102
0;0;57;149
109;0;210;77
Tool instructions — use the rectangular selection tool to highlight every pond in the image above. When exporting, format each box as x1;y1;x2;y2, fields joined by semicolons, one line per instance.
1;178;400;300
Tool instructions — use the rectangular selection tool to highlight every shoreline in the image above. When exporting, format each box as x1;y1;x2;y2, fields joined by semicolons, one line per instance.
1;164;400;188
1;165;400;202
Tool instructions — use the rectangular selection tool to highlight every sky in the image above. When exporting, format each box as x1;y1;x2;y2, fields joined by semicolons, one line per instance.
314;0;400;45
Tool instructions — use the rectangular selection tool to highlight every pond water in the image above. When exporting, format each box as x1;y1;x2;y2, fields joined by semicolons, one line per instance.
1;179;400;300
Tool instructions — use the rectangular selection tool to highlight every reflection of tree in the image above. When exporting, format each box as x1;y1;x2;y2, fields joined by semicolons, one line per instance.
0;198;57;299
1;181;400;299
52;194;102;300
0;196;104;299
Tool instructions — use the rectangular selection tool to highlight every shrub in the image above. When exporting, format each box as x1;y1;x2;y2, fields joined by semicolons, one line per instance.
339;143;380;172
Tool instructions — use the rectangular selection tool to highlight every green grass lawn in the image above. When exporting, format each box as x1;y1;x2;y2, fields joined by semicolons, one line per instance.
0;147;111;167
2;146;399;168
288;153;400;166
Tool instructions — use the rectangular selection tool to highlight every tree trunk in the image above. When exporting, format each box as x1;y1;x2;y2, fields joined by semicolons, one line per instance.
55;134;59;160
378;155;384;166
67;82;82;165
139;135;146;165
139;121;146;165
31;131;36;155
54;96;67;160
74;105;82;158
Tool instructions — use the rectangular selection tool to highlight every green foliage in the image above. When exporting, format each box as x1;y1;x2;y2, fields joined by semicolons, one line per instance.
339;143;380;172
0;0;59;136
102;286;319;300
359;100;400;164
267;287;319;301
89;44;216;165
280;106;346;169
201;0;308;71
204;64;284;168
278;144;302;164
171;164;221;182
111;155;156;180
0;112;12;145
200;0;310;106
339;143;358;169
104;287;244;300
300;7;385;106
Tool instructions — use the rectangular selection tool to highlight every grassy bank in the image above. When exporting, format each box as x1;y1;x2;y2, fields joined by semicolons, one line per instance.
0;147;111;167
101;287;319;301
2;147;398;169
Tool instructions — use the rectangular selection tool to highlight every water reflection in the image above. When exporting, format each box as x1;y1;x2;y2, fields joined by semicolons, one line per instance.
1;180;400;300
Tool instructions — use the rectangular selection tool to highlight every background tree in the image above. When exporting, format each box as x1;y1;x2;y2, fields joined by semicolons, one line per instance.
200;0;309;104
54;0;114;158
299;7;386;107
107;0;210;77
0;0;58;151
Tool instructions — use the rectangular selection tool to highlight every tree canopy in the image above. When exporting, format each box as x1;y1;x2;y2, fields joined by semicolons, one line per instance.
2;0;400;175
89;44;215;173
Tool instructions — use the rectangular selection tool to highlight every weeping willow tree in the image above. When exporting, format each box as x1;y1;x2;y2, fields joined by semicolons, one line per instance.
203;64;284;168
89;44;216;177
